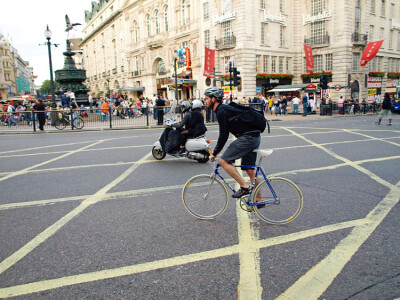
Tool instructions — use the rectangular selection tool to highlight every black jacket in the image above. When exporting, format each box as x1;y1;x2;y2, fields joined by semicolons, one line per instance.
173;108;207;138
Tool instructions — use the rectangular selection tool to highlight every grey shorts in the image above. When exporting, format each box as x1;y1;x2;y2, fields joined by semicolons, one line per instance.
379;109;392;118
221;133;261;169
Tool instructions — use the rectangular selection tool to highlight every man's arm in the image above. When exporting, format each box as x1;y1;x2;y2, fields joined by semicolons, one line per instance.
172;112;190;130
213;109;229;156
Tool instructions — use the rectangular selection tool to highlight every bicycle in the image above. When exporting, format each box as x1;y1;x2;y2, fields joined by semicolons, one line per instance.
54;112;84;130
182;149;303;224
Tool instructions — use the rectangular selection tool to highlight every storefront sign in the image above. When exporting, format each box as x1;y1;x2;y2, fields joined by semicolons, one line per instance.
203;47;215;78
270;79;279;84
387;78;399;88
303;11;332;25
368;89;377;95
306;84;316;90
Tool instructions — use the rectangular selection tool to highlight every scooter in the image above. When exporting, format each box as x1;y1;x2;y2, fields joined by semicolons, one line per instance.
152;118;211;163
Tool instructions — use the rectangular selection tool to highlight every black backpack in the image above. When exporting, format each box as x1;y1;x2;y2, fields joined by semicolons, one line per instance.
224;102;270;133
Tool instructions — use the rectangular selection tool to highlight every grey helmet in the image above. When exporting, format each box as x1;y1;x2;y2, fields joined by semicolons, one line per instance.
192;99;203;109
180;100;191;113
204;87;224;102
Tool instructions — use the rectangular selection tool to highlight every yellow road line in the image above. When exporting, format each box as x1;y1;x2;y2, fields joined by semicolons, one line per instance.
277;182;400;300
0;219;364;298
0;152;151;275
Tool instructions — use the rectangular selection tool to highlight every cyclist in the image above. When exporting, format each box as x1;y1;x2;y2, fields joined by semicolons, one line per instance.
204;87;262;201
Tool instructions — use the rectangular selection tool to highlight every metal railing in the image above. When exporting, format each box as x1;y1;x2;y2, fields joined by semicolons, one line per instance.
351;32;368;46
215;35;236;50
304;34;330;47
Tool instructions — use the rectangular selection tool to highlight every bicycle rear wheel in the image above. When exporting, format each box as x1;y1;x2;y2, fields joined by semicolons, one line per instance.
252;177;303;224
73;117;84;129
54;118;66;130
182;174;229;219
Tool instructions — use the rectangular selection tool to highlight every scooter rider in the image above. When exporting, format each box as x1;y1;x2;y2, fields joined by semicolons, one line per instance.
172;99;207;150
204;87;262;200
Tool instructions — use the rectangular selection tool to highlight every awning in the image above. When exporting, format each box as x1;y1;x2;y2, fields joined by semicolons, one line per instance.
120;86;145;91
268;84;309;92
385;87;397;93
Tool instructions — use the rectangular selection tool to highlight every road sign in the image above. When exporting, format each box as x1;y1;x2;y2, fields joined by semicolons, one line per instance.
335;84;342;91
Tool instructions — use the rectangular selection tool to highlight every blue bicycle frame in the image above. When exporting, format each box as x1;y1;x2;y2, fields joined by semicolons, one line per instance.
211;163;279;207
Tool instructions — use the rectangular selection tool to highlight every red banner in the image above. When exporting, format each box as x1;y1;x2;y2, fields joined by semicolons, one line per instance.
203;47;215;78
360;40;384;66
185;48;191;69
304;45;313;74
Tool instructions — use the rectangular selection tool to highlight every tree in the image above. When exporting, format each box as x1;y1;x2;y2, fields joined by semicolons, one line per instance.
39;80;60;95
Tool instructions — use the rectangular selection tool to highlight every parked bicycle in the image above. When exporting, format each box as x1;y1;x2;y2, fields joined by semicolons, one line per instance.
182;149;303;224
54;112;84;130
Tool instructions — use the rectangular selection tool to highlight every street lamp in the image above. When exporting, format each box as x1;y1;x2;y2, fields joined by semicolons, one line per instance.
44;25;57;109
173;51;178;102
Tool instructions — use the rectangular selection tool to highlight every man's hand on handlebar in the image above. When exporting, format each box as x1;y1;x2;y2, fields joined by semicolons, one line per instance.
209;153;217;161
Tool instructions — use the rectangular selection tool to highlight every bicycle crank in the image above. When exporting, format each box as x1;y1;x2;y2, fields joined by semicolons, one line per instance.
239;199;252;212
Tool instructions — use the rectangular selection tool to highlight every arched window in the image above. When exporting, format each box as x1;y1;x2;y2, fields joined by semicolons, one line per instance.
133;21;139;43
146;14;151;37
164;6;169;31
182;0;188;25
155;10;160;34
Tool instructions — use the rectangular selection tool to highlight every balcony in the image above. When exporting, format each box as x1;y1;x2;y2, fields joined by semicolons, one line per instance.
351;32;368;46
215;35;236;50
112;68;117;74
304;33;330;48
131;70;141;77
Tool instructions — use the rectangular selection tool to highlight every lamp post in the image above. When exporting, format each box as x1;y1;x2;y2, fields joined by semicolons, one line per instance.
173;51;178;102
44;25;56;109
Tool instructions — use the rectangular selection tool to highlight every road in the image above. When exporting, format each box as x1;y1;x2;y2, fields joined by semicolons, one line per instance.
0;115;399;299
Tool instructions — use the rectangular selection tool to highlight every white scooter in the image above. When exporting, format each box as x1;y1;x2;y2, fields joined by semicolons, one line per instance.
152;116;211;163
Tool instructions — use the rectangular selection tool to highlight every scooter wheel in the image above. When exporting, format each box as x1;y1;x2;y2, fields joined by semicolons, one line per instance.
196;151;210;163
152;146;166;160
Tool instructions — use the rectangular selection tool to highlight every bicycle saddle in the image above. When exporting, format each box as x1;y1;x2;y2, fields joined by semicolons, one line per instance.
253;149;273;157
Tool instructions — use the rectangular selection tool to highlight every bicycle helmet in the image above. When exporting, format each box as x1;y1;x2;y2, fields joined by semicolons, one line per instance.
204;87;224;102
192;99;203;109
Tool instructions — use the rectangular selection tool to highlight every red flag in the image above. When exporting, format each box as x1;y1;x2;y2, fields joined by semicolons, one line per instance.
304;45;313;74
203;47;215;78
185;48;191;69
360;40;384;66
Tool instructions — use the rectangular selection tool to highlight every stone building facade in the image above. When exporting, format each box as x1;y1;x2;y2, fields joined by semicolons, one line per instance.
81;0;400;102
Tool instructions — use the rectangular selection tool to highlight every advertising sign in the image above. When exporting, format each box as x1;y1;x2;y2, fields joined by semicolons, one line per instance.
304;45;313;73
203;47;216;78
387;78;399;88
360;40;384;66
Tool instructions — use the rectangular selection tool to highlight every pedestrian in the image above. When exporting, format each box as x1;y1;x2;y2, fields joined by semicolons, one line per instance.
156;95;166;125
375;93;392;126
292;95;300;115
100;99;110;122
268;97;273;114
204;87;263;205
33;99;46;131
6;101;18;127
338;96;344;114
302;93;308;116
88;92;94;113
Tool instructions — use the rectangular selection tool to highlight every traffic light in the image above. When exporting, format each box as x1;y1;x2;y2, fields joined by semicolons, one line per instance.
233;67;241;86
320;73;329;89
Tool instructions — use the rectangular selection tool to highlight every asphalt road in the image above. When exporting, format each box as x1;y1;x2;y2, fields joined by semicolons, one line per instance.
0;114;399;299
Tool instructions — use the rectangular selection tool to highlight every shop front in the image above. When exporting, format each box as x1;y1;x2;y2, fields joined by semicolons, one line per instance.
256;75;293;96
120;86;145;99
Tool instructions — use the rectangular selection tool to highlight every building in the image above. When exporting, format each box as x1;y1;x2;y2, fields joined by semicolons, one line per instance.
81;0;400;103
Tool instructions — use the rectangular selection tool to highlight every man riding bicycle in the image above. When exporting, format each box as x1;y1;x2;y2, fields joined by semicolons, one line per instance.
204;87;262;202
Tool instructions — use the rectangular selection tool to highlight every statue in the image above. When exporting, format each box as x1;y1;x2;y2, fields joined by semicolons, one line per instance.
65;15;81;38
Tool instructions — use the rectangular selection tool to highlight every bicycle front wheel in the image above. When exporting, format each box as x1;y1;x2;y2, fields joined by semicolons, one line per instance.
252;177;303;224
182;174;229;220
54;118;66;130
73;117;84;129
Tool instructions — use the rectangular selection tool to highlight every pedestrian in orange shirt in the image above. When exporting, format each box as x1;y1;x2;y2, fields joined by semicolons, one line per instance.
100;99;110;121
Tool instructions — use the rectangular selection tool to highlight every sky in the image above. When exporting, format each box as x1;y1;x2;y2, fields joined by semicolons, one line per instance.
0;0;93;87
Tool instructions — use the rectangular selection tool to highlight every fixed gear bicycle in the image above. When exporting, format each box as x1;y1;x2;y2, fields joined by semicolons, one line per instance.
54;113;84;130
182;149;303;224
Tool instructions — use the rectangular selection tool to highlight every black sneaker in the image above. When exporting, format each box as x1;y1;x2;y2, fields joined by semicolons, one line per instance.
232;187;250;198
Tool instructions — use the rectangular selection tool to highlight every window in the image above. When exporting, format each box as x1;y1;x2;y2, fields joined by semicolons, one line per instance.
311;0;325;16
390;3;394;18
260;0;266;9
381;0;385;16
261;23;268;45
286;57;291;73
182;0;188;26
325;53;332;71
271;56;277;73
371;0;376;13
165;6;169;32
398;32;400;51
280;0;285;13
155;10;160;34
312;21;325;45
256;55;262;73
204;2;209;20
369;25;374;40
146;14;151;37
222;0;232;13
352;53;360;71
380;27;384;47
389;30;393;49
222;21;232;39
279;57;284;72
263;55;269;72
223;56;234;73
314;54;323;72
280;26;286;47
113;39;117;68
205;30;210;48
